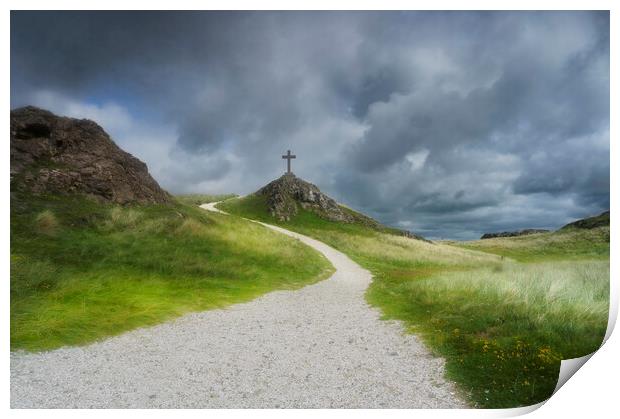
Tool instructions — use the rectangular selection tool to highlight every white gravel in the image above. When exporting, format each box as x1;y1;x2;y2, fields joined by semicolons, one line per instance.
10;203;466;408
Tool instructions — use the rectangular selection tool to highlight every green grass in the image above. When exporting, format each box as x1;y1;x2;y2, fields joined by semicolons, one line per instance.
175;193;238;206
10;192;334;352
219;194;610;408
368;260;608;407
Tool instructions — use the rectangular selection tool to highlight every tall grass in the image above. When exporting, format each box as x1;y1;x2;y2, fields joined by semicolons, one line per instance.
220;194;610;408
434;262;609;319
10;193;334;352
371;260;608;407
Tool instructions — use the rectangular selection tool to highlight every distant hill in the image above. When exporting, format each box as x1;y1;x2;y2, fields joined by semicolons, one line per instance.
464;217;609;262
480;229;550;240
480;210;610;239
560;211;609;230
10;106;170;204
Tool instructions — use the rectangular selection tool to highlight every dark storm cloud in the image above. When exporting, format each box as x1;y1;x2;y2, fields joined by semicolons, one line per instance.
11;11;609;239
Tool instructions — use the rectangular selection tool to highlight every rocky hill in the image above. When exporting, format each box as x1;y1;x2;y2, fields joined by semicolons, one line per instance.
256;173;355;222
253;173;427;241
10;106;170;204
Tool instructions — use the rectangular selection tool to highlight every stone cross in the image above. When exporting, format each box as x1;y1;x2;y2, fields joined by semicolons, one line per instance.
282;149;296;173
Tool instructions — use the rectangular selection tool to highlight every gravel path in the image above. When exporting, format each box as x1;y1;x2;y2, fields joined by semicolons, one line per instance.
10;203;466;408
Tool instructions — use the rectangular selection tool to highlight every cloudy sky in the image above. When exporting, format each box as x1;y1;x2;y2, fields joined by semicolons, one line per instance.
11;11;609;239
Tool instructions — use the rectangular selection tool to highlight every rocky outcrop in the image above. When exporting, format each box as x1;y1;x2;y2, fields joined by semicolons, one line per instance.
256;173;355;222
480;229;550;240
10;106;171;204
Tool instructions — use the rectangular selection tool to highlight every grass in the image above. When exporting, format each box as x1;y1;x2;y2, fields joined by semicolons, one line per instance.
175;193;238;206
368;260;608;407
10;192;334;352
219;194;610;408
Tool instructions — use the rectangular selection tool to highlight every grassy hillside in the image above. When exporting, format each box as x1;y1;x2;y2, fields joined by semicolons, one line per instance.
219;195;609;408
560;211;609;230
10;192;334;352
452;227;609;262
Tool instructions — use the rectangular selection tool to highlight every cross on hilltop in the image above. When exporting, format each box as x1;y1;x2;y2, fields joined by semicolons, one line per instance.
282;150;296;173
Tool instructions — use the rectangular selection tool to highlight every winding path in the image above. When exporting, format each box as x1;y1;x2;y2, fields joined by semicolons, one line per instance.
10;203;465;408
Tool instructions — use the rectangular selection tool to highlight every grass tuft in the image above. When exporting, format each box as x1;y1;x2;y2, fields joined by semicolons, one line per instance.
35;210;59;236
108;206;141;229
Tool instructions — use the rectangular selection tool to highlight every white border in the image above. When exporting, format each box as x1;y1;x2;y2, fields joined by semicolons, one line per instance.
2;0;618;10
3;2;616;419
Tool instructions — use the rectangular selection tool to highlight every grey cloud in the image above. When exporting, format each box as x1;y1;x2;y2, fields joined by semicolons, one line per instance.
11;11;609;239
